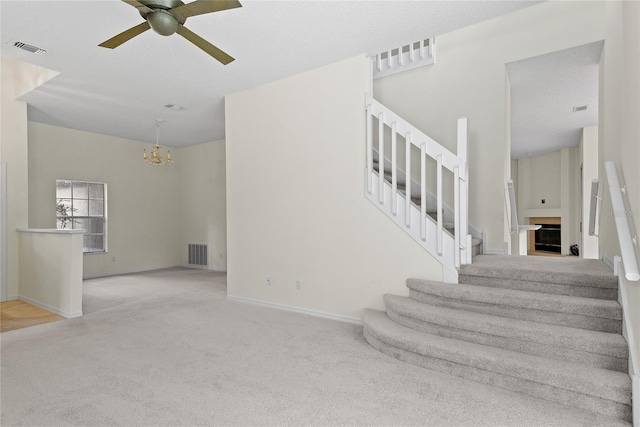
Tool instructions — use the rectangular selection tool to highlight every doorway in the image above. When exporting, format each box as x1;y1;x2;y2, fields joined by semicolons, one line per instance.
507;41;602;257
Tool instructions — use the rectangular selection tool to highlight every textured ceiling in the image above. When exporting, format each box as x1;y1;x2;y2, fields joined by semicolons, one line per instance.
508;41;603;159
1;0;541;148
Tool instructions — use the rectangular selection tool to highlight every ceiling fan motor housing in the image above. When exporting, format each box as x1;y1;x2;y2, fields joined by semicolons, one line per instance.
147;9;179;36
139;0;184;10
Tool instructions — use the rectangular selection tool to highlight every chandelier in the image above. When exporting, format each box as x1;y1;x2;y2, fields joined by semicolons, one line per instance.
143;119;172;166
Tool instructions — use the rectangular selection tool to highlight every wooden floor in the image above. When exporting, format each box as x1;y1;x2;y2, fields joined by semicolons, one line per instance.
528;250;566;257
1;300;64;333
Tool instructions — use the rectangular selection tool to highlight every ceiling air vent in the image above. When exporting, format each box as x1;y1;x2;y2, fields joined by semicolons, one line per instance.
13;41;47;55
164;104;184;111
573;105;588;112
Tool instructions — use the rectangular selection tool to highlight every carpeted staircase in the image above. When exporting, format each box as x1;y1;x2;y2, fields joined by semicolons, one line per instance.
363;254;632;422
372;158;482;256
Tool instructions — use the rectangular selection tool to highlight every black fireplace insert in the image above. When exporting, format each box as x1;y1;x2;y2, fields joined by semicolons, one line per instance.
534;223;561;253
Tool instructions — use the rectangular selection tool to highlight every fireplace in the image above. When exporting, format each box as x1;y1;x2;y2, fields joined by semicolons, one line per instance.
534;224;561;253
529;217;561;255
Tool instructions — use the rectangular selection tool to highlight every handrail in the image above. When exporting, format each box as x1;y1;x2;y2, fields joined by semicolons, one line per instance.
605;161;640;281
588;179;599;236
366;96;466;179
507;180;519;234
364;96;470;279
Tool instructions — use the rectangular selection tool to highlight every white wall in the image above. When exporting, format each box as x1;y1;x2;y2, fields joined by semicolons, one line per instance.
18;229;83;317
521;151;562;210
581;126;599;258
226;55;444;321
1;57;57;298
516;148;579;255
599;0;640;373
28;122;182;278
373;1;605;252
177;140;227;271
600;0;640;261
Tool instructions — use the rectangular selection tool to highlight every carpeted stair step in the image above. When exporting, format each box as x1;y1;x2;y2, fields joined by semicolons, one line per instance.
384;294;628;372
407;279;622;333
362;309;631;422
372;166;451;223
371;163;478;239
459;255;618;300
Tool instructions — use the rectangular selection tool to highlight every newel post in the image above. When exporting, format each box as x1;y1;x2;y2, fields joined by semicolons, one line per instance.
457;117;470;265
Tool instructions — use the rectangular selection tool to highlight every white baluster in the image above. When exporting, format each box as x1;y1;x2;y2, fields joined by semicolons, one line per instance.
378;112;385;204
437;155;443;255
419;39;425;60
387;50;392;69
398;46;404;66
391;122;397;216
428;38;434;59
421;143;427;241
366;105;373;194
405;132;412;227
409;42;414;63
376;53;382;72
454;165;461;269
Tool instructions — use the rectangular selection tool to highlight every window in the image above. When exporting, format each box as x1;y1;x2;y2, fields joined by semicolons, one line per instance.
56;180;107;253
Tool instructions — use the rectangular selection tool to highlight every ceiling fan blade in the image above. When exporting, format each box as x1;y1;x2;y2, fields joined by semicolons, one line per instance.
176;25;234;64
99;21;151;49
173;0;242;19
122;0;153;14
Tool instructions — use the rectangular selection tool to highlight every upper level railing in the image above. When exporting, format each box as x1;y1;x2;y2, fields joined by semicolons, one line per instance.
605;161;640;281
371;38;435;79
365;95;470;280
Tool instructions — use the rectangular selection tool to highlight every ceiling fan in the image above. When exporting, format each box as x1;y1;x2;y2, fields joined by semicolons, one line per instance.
99;0;241;64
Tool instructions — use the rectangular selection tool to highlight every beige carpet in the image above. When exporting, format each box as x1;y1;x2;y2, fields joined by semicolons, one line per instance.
0;268;628;426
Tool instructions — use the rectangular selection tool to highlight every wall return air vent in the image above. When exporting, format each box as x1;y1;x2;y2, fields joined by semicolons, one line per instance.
188;243;208;267
13;41;47;55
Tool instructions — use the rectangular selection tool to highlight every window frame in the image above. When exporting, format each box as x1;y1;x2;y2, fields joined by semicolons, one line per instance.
55;179;108;254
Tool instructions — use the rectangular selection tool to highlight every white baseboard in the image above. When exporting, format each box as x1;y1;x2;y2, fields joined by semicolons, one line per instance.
483;249;507;255
179;264;227;272
83;265;182;280
83;265;227;280
227;295;362;325
18;295;82;319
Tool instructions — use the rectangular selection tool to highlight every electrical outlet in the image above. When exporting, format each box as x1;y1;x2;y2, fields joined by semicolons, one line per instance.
266;276;272;286
295;280;303;290
541;199;546;204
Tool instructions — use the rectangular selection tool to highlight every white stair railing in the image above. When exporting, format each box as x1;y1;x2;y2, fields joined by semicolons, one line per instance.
365;95;470;282
605;161;640;281
372;38;435;79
